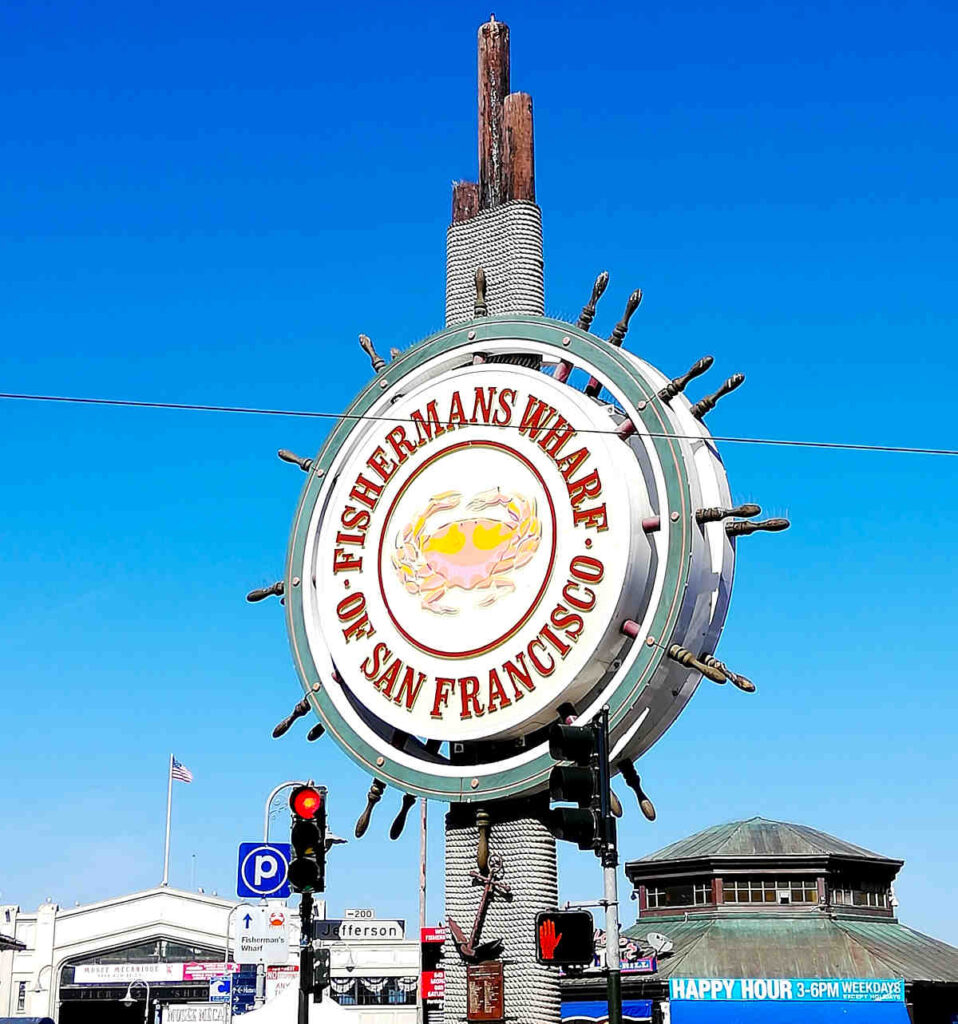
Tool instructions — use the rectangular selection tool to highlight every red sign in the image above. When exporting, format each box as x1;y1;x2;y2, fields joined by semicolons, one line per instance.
466;962;504;1022
422;970;445;1001
421;927;447;944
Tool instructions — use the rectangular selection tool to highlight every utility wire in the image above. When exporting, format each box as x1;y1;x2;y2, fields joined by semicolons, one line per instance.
1;390;956;458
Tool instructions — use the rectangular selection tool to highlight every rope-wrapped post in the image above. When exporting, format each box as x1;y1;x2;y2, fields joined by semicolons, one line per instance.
444;800;560;1024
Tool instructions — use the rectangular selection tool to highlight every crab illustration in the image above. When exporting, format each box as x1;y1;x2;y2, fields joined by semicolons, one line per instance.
391;488;542;615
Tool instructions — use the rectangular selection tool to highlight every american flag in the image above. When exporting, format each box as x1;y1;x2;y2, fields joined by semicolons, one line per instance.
171;757;193;783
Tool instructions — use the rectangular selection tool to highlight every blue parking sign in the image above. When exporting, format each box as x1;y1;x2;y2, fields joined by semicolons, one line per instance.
237;842;292;898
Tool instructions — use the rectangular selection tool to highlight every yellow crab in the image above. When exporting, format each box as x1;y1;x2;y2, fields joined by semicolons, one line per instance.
391;488;542;615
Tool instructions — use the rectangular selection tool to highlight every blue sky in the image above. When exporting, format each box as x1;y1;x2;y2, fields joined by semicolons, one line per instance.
1;0;956;944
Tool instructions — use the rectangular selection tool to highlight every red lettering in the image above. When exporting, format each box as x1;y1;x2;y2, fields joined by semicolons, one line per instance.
459;676;484;719
567;468;602;509
430;677;455;718
361;642;390;680
486;668;512;713
570;555;605;584
562;582;596;612
573;504;608;531
551;603;584;640
518;395;557;439
503;654;535;699
527;638;556;676
376;658;401;697
366;446;396;483
341;505;371;531
538;416;576;459
470;386;497;424
333;548;362;573
555;447;589;481
494;388;516;425
349;473;383;511
447;391;468;429
337;592;375;642
539;623;572;658
386;426;416;464
394;667;426;710
411;401;446;446
335;530;365;548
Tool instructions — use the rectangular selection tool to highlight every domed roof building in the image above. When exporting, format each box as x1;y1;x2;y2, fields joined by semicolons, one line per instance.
561;818;958;1024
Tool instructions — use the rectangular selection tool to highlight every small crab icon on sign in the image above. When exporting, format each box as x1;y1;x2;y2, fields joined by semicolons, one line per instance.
391;487;542;615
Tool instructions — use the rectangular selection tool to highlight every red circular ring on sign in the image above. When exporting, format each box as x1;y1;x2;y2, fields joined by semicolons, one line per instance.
377;440;558;660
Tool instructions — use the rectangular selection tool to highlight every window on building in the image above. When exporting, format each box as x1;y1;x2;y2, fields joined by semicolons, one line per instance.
723;879;819;904
646;882;711;908
832;882;888;908
17;981;26;1012
329;977;418;1007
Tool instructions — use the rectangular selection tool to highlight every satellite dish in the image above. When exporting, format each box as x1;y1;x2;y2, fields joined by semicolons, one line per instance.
646;931;674;955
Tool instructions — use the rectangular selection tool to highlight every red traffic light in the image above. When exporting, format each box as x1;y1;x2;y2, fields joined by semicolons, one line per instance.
290;785;323;819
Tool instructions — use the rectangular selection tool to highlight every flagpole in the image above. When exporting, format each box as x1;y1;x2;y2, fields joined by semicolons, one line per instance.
162;753;173;886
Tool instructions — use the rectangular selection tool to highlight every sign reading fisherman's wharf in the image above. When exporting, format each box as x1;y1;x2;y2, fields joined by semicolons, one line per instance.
284;316;742;800
313;366;640;741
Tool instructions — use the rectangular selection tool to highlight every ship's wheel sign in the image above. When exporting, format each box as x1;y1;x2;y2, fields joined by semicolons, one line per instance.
272;312;787;801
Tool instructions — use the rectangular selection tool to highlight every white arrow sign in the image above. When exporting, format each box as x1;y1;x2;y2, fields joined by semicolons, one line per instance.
231;906;290;965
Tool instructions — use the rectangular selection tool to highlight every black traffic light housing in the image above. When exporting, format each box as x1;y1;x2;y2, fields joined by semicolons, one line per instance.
311;947;330;1003
535;910;596;965
546;709;617;866
288;784;326;893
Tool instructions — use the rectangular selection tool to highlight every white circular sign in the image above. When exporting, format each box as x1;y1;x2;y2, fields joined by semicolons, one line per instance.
302;364;650;742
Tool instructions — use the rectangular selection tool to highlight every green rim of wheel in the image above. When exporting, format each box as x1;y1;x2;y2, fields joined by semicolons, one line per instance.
284;315;691;802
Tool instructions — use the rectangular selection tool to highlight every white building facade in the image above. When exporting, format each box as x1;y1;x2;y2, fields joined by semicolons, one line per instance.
0;888;419;1024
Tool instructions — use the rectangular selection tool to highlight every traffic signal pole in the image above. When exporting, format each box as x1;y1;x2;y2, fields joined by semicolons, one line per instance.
596;708;622;1024
298;890;313;1024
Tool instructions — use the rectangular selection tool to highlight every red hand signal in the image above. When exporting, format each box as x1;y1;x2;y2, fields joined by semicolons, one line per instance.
538;918;563;960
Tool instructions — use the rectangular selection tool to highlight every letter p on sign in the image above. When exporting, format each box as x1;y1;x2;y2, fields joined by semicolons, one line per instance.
237;842;292;898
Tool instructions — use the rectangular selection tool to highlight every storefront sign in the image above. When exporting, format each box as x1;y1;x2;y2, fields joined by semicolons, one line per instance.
314;918;405;941
421;926;447;944
467;961;504;1022
74;963;185;984
162;1005;229;1023
422;970;445;1002
669;979;905;1002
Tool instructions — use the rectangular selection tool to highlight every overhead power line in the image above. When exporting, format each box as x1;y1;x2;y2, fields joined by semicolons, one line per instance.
1;390;956;458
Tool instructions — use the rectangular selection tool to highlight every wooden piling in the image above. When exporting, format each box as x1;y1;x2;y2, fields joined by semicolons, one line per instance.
478;17;510;210
502;92;535;202
452;181;480;224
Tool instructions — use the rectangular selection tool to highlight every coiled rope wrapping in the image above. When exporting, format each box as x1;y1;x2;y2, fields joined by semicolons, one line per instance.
445;201;545;326
443;193;559;1024
444;809;561;1024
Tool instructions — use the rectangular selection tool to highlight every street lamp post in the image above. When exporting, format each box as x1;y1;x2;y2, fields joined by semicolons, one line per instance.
263;781;303;841
121;979;151;1024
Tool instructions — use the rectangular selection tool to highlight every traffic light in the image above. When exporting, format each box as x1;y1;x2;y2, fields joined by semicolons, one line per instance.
535;910;596;965
547;723;600;851
288;784;326;893
546;709;616;867
311;947;330;1003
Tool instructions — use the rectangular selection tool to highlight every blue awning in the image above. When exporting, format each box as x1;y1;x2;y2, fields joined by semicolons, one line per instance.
562;999;652;1023
671;1002;910;1023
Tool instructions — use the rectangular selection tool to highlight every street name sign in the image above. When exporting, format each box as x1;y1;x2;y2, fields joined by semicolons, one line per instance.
231;905;291;965
314;918;404;941
236;841;292;898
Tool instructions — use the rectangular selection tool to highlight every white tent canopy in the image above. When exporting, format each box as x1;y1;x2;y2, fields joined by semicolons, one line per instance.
237;983;351;1024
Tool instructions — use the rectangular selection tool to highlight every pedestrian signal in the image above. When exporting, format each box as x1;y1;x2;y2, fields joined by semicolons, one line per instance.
535;910;595;966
